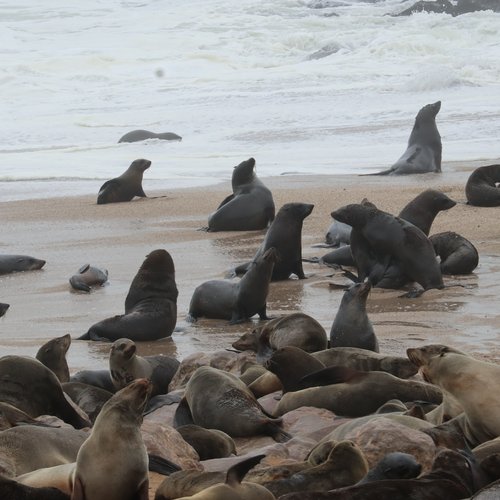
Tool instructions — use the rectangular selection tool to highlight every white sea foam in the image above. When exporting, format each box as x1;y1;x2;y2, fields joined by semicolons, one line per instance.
1;0;500;200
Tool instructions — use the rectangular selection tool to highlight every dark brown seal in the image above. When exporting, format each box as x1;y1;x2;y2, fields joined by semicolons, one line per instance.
79;249;178;341
0;255;46;275
0;474;70;500
69;264;108;292
466;164;500;206
61;382;113;424
36;334;71;383
176;424;236;460
430;231;479;274
97;158;151;204
118;130;181;143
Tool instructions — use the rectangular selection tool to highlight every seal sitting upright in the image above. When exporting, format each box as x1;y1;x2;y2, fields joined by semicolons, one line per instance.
369;101;442;175
79;249;178;341
97;158;151;204
465;164;500;206
207;157;275;231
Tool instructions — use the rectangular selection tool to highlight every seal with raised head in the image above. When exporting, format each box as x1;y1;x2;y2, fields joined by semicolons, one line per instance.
235;202;314;281
72;378;152;500
97;158;151;204
69;265;108;292
430;232;479;275
0;255;46;275
79;249;178;341
188;247;278;323
207;157;275;232
174;365;290;442
118;129;182;143
465;164;500;206
369;101;442;175
176;425;236;460
330;281;378;352
36;334;71;383
109;338;179;396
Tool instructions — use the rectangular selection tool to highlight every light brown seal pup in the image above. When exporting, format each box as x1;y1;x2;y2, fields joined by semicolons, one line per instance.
188;247;278;323
465;164;500;206
109;338;179;396
176;425;236;460
36;334;71;383
72;378;152;500
174;366;290;442
429;231;479;275
97;158;151;204
69;265;108;292
0;255;46;275
207;157;275;232
79;249;178;341
118;130;181;143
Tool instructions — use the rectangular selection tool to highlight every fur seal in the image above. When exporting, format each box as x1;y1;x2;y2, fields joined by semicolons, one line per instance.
109;338;179;396
0;356;90;428
207;157;275;231
332;203;443;290
0;402;55;431
188;247;278;323
61;382;112;424
69;370;115;393
0;255;46;275
174;365;290;442
69;265;108;292
0;303;9;317
232;312;328;361
358;452;421;483
325;220;351;247
407;344;500;446
96;158;151;204
370;101;442;175
330;281;378;352
0;474;70;500
465;164;500;206
79;249;178;341
430;231;479;274
72;378;152;500
36;334;71;383
235;202;314;281
176;425;236;460
118;130;181;143
154;470;226;500
274;365;442;417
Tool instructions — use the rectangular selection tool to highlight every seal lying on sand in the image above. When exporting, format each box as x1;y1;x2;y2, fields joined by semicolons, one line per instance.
465;164;500;207
36;334;71;383
188;247;278;323
207;157;275;231
369;101;442;175
97;158;151;204
79;249;178;341
0;255;46;275
430;232;479;275
174;366;290;442
69;265;108;292
118;130;181;143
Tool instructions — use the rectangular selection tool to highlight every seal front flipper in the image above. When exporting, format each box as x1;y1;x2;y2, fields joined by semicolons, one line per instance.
147;453;182;475
135;186;147;198
217;193;235;209
173;396;194;427
226;454;267;486
266;419;292;443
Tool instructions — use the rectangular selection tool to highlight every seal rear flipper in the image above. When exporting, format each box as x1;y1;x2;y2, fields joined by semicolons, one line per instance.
147;453;182;475
226;454;267;486
173;396;194;427
267;421;292;443
299;366;365;389
360;167;394;176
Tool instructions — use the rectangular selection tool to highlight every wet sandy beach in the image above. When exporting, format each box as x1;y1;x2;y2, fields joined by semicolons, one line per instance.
1;161;500;375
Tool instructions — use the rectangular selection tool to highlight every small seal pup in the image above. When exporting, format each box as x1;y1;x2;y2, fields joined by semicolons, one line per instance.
465;164;500;206
330;281;378;352
79;249;178;341
36;334;71;383
174;365;290;442
188;247;278;323
207;157;275;231
69;265;108;292
96;158;151;204
369;101;442;175
0;303;9;317
430;232;479;274
72;378;152;500
118;130;182;143
0;255;46;275
325;219;352;247
235;202;314;280
109;338;179;396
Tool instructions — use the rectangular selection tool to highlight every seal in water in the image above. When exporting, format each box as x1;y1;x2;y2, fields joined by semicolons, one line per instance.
465;164;500;207
0;255;46;275
430;232;479;275
330;281;379;352
69;265;108;292
188;247;278;323
79;249;178;341
72;378;152;500
118;130;182;143
207;157;275;231
36;334;71;383
109;338;179;397
97;158;151;204
235;202;314;281
174;365;290;442
369;101;442;175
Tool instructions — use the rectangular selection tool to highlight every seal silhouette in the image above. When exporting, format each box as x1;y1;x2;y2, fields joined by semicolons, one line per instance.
430;232;479;275
79;249;178;341
69;265;108;292
207;157;275;231
465;164;500;206
36;334;71;383
0;255;46;275
118;129;181;143
97;158;151;204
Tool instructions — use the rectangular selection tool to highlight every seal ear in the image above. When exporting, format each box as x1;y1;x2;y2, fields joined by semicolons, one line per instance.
226;454;266;486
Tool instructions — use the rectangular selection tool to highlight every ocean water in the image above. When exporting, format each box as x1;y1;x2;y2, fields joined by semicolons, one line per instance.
1;0;500;201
